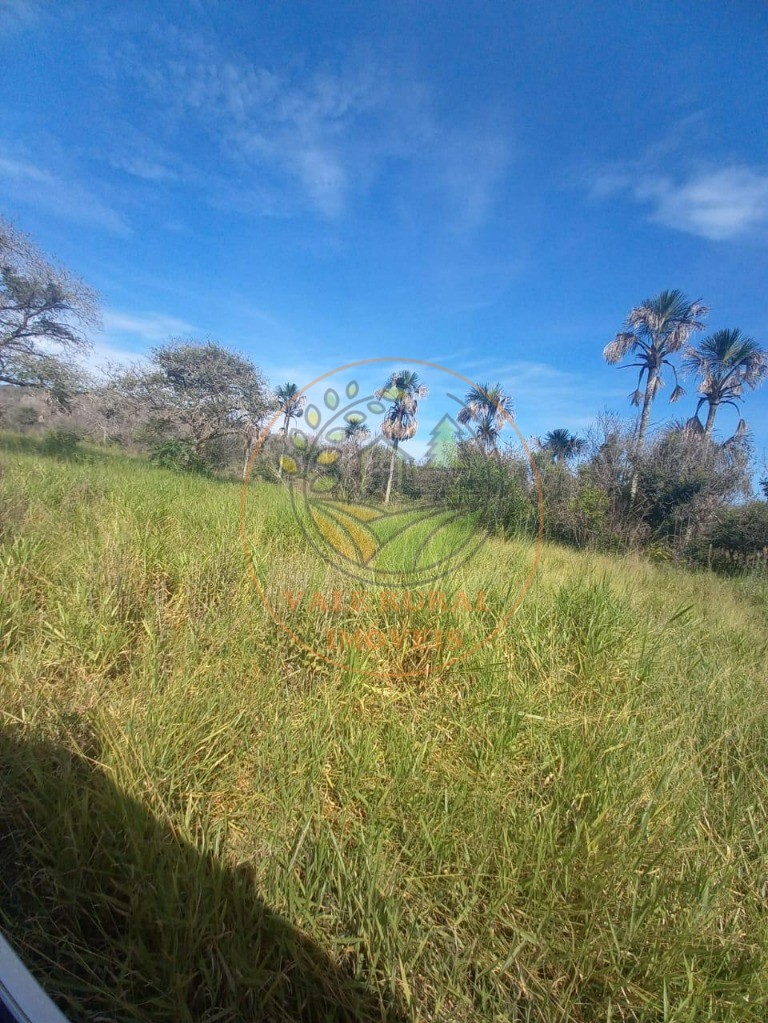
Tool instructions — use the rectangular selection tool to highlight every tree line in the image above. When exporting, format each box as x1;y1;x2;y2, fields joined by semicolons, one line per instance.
2;214;767;572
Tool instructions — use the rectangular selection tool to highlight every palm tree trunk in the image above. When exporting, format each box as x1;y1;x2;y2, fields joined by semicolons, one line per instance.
361;447;372;496
636;375;656;450
277;420;288;478
630;372;656;502
703;400;718;438
384;438;398;505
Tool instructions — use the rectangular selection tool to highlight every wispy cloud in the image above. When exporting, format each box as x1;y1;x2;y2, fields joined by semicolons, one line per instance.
591;161;768;242
0;150;130;234
638;167;768;241
103;124;185;184
111;155;179;183
457;358;627;434
102;310;200;342
104;28;512;229
79;340;148;374
0;0;40;34
437;129;510;235
81;309;202;376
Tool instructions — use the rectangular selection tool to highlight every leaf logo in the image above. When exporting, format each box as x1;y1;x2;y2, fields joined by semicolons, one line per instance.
283;379;485;586
240;357;545;677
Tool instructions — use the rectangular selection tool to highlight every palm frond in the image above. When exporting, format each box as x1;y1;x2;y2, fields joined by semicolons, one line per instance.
377;369;426;449
684;415;704;436
684;329;767;428
540;428;585;462
603;333;635;364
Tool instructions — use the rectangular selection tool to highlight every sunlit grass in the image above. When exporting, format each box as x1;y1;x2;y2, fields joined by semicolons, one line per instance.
1;438;768;1021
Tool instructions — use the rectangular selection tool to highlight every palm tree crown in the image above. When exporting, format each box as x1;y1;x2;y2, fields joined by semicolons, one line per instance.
540;428;585;464
274;382;306;476
376;370;427;440
683;328;767;439
375;370;428;504
457;383;513;455
343;414;371;444
275;382;306;427
604;289;708;446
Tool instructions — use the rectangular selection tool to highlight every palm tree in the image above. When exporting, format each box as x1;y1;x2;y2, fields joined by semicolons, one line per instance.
604;290;708;448
375;370;428;505
343;414;370;445
274;382;306;477
457;383;513;455
683;328;767;439
604;289;707;499
342;414;372;495
540;428;585;464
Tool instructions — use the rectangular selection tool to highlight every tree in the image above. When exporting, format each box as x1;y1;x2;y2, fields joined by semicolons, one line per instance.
457;383;513;455
0;216;99;407
274;382;306;478
539;428;585;464
114;340;269;471
343;414;370;445
335;414;373;499
683;328;767;439
633;425;751;548
693;502;768;572
75;382;132;445
375;370;428;505
604;289;709;442
604;289;707;498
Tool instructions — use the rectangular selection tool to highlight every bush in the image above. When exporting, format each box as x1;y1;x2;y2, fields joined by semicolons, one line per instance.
448;446;533;535
132;415;177;447
687;502;768;573
41;428;84;459
149;438;211;476
14;405;41;427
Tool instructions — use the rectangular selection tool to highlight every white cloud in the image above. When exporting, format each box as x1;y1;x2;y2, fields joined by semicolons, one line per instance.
107;30;512;228
0;152;130;235
592;163;768;242
103;124;186;184
79;340;148;374
639;168;768;241
111;156;179;182
79;311;201;377
102;310;200;341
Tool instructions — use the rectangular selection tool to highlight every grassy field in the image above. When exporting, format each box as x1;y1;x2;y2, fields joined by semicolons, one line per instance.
1;435;768;1022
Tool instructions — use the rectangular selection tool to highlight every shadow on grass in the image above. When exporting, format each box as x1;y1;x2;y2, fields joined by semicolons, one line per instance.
0;724;406;1023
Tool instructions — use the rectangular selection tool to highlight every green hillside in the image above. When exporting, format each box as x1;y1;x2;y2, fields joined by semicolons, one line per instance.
1;440;767;1022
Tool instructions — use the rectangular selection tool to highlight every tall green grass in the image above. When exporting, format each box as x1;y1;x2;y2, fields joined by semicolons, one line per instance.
1;438;767;1021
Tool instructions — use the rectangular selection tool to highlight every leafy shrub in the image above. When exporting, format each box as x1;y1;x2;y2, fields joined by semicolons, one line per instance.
687;501;768;573
149;438;211;475
448;447;533;534
132;415;177;447
14;405;41;427
41;428;84;459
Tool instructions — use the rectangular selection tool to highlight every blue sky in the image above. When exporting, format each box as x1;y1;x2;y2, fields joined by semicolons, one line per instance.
1;0;767;475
